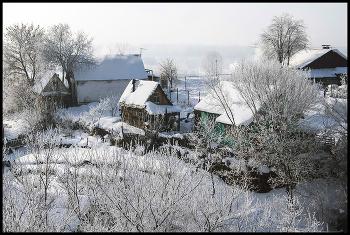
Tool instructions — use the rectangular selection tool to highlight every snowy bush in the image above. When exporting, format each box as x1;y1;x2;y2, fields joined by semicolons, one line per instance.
99;93;120;117
3;141;324;232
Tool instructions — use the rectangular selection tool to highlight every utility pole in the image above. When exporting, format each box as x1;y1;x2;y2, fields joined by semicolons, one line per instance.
140;47;146;57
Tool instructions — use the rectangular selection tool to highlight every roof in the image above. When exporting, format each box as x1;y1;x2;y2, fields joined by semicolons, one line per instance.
289;48;347;69
32;68;65;94
194;81;256;126
118;79;160;107
74;54;149;81
118;79;180;114
310;67;347;78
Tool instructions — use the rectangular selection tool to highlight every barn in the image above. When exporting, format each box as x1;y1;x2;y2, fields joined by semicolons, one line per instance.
32;70;71;108
290;45;347;87
118;79;181;131
74;54;149;104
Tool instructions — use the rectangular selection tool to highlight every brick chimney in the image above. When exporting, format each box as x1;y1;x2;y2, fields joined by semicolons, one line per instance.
132;79;136;92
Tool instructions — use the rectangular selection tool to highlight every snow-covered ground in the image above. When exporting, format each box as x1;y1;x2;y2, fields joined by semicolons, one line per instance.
2;76;347;232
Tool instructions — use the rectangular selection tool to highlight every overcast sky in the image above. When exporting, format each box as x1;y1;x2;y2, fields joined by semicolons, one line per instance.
3;2;348;74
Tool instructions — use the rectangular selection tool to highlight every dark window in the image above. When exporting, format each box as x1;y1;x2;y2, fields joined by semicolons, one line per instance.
153;92;160;104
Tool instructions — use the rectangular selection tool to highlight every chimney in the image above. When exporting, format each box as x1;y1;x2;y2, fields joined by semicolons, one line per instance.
132;79;136;92
322;45;331;49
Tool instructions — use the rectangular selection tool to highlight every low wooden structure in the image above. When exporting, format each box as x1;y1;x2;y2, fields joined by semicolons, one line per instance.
118;79;180;131
33;71;71;108
290;46;347;87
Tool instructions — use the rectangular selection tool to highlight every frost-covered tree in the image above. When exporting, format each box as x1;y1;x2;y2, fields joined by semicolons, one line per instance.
256;13;310;65
3;23;46;86
211;58;323;201
158;57;178;89
230;58;321;127
200;52;236;125
107;42;130;55
42;23;98;105
201;51;223;82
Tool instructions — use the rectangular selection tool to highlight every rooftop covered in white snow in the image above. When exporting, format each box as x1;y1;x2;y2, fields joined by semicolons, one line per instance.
118;79;180;115
194;81;257;126
289;48;347;69
74;54;149;81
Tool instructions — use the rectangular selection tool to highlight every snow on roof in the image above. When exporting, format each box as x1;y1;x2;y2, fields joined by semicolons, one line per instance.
194;81;255;126
290;48;347;69
32;68;64;94
118;79;159;107
145;101;180;115
74;54;149;81
310;67;347;78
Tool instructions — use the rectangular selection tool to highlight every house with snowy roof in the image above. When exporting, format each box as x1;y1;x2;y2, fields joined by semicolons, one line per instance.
118;79;181;131
32;70;71;108
194;81;258;147
74;54;149;104
289;45;347;87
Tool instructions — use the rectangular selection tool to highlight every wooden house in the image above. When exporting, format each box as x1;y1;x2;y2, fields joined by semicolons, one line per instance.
118;79;180;131
74;54;149;104
194;81;257;147
290;45;347;87
33;70;71;108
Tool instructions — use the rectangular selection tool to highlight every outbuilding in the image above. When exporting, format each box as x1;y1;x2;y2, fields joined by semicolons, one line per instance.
33;70;71;108
118;79;181;131
74;54;149;104
290;45;347;87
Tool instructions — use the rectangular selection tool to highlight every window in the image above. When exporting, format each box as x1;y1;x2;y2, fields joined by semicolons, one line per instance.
153;92;160;104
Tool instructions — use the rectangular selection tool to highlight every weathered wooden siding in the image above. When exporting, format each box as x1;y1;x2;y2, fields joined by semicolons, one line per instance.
305;50;347;69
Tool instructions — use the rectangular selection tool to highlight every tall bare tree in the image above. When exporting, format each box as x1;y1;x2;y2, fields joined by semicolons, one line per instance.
158;57;178;89
200;51;236;125
42;23;98;105
107;42;130;55
3;23;46;86
257;13;310;65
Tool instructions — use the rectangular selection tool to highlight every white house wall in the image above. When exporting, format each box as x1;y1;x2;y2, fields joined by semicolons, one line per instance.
77;79;130;104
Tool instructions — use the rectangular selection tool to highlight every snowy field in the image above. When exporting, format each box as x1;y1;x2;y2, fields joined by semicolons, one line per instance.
2;76;347;232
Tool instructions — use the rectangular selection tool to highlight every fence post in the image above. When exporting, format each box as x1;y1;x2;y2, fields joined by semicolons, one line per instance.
199;91;200;102
177;88;178;102
188;90;190;105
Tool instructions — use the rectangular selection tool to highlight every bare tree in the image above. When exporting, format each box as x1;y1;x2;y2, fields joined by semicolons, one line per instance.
158;57;178;89
3;23;46;86
107;42;130;55
256;13;310;65
200;51;236;125
204;58;323;201
201;51;223;81
42;23;98;105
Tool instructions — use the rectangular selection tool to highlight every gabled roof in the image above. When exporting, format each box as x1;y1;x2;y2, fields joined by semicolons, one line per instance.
194;81;257;126
33;70;56;94
118;80;160;107
289;48;347;69
118;79;180;114
74;54;149;81
32;68;68;95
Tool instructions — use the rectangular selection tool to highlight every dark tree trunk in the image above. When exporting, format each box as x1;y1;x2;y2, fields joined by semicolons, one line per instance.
66;70;77;106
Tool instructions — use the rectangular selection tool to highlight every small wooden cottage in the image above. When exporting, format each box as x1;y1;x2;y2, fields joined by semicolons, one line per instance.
118;79;180;131
74;54;149;104
194;81;257;147
290;45;347;86
33;70;71;108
